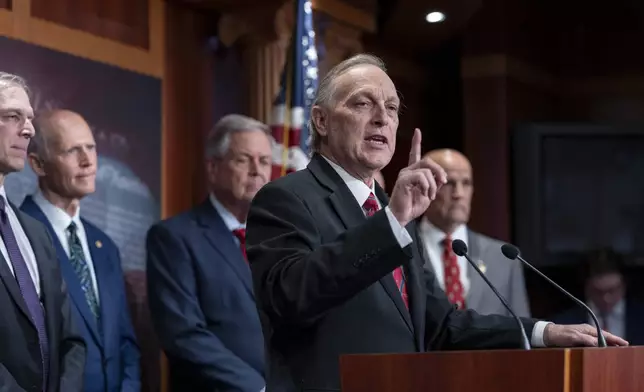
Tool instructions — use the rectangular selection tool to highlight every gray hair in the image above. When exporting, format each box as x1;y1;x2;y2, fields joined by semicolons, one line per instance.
205;114;271;159
309;54;387;152
0;71;29;96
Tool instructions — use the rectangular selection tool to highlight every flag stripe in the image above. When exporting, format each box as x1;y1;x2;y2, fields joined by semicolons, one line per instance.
270;0;318;179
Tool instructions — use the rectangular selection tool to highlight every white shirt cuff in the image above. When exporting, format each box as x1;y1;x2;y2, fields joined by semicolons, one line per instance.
384;206;413;248
531;321;552;347
260;387;265;392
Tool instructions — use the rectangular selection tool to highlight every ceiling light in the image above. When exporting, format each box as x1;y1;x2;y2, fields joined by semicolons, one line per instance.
425;11;445;23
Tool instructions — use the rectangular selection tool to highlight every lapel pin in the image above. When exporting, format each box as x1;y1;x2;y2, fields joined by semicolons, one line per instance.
477;260;487;274
95;240;102;248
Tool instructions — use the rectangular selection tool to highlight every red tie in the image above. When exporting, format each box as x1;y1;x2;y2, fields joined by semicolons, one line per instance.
363;192;409;309
232;228;247;262
442;235;465;309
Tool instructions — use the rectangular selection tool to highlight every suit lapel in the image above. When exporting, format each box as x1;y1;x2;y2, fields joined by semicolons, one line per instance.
0;247;33;324
374;185;413;332
407;222;427;349
310;154;373;231
84;221;112;346
309;155;413;332
12;201;57;337
20;197;103;344
196;200;254;298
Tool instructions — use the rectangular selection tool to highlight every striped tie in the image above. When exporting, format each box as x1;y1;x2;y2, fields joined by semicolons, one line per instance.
363;192;409;309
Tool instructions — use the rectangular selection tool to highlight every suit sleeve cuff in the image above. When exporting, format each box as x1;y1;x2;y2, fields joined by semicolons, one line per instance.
531;321;552;347
384;206;413;248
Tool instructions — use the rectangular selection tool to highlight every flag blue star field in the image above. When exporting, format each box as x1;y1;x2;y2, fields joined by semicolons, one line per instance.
270;0;319;179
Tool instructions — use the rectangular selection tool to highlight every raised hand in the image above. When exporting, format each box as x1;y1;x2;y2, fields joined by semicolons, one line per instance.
388;128;448;227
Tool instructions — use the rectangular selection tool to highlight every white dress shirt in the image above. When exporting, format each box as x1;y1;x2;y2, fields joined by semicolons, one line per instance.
322;157;550;347
32;190;100;303
0;186;41;296
323;157;412;246
589;299;625;339
209;194;245;242
418;218;471;295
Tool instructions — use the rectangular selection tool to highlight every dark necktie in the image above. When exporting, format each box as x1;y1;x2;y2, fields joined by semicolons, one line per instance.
363;192;408;309
0;196;49;388
232;228;247;262
442;236;466;309
67;222;101;321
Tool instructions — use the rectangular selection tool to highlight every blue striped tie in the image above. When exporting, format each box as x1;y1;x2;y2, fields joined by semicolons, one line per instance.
0;196;49;389
67;222;100;322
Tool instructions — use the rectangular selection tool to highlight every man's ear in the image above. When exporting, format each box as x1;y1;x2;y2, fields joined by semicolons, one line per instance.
28;153;46;177
205;158;218;184
311;106;328;137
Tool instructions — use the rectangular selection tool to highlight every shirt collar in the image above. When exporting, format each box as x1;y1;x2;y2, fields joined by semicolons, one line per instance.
209;194;245;232
419;217;468;247
32;190;81;232
322;156;376;206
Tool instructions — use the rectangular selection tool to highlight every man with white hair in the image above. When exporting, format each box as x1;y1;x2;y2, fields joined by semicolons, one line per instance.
146;114;272;391
0;72;85;391
245;54;627;390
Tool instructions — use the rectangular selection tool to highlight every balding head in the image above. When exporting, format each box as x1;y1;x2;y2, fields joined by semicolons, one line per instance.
28;109;97;207
30;110;90;158
425;149;472;174
422;149;473;234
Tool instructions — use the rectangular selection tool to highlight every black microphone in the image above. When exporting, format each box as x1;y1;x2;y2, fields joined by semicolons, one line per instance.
500;244;607;348
452;239;531;350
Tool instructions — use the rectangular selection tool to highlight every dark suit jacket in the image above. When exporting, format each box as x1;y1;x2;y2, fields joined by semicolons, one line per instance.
146;199;265;392
551;299;644;346
0;201;85;392
246;154;537;391
20;196;141;392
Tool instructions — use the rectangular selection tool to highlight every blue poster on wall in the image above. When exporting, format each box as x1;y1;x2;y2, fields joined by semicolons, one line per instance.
0;35;162;391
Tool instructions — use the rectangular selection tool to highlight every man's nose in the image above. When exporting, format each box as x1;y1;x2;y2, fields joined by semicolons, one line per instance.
452;183;465;198
249;158;260;175
372;104;389;127
22;120;35;138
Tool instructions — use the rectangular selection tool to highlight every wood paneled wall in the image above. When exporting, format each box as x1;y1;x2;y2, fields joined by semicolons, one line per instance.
31;0;150;48
163;1;214;209
0;0;162;77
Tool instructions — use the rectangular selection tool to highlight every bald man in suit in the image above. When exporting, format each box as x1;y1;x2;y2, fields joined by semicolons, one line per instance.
416;149;531;317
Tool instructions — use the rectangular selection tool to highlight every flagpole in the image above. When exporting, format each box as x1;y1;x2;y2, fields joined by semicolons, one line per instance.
280;0;298;178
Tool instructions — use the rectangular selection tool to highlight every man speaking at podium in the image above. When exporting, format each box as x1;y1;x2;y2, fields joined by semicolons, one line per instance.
245;54;627;391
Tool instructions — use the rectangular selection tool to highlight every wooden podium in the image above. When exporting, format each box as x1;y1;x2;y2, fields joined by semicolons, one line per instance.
340;347;644;392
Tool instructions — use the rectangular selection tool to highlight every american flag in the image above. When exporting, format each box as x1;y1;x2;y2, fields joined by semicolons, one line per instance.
270;0;319;179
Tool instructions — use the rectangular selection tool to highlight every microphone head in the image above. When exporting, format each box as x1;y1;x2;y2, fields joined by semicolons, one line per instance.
501;244;520;260
452;239;468;256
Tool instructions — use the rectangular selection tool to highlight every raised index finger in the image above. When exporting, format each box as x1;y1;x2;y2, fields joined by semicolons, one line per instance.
408;128;422;166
